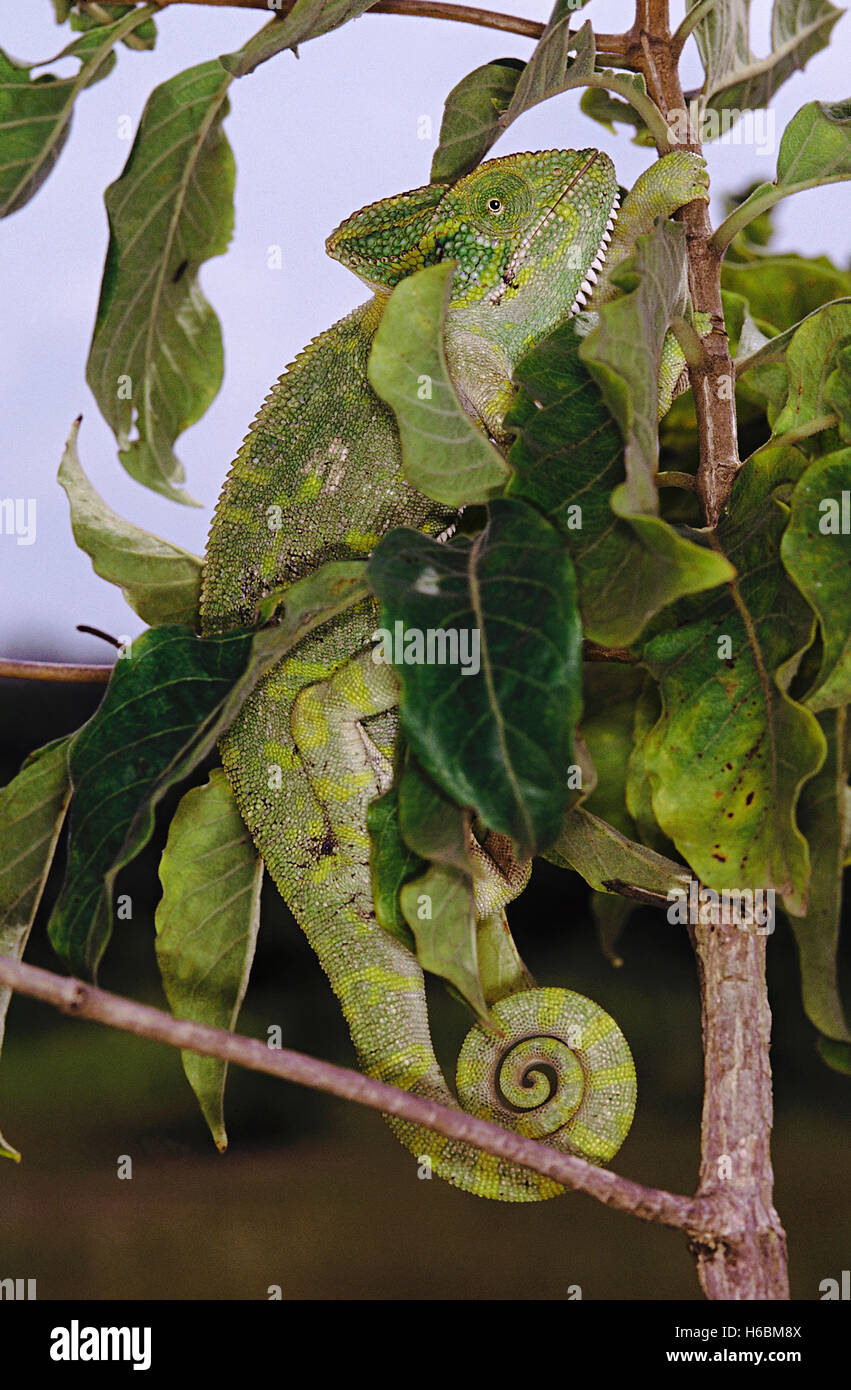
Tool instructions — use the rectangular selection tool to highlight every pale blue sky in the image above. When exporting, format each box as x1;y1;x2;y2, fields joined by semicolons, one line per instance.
2;0;849;660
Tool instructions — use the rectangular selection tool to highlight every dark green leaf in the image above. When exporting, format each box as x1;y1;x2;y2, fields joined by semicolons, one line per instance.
367;786;420;947
155;770;263;1150
0;736;72;1159
48;561;368;976
368;498;581;859
86;60;235;504
505;321;734;646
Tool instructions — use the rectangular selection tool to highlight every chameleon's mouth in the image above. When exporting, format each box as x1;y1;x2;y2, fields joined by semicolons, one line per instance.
567;192;619;316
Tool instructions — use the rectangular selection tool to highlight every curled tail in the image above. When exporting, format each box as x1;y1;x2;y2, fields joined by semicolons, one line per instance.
216;632;635;1201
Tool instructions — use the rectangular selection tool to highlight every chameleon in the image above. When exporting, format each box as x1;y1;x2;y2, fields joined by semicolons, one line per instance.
200;146;710;1201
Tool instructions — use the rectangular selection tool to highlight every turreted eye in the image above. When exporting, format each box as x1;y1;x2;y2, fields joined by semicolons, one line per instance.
487;197;503;214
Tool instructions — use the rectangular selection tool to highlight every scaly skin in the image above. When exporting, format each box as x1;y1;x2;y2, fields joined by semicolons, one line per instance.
201;149;708;1200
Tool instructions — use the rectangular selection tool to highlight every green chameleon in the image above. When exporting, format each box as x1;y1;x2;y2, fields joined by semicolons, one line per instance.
201;147;709;1201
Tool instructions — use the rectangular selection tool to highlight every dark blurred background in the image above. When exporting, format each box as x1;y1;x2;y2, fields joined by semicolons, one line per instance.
1;674;848;1301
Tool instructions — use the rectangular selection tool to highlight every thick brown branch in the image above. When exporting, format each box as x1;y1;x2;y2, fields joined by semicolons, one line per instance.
0;954;711;1234
689;921;790;1299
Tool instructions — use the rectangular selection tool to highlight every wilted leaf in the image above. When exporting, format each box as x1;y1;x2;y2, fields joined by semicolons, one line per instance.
368;499;581;859
58;420;202;628
155;770;263;1150
0;737;72;1160
782;448;851;710
368;262;509;507
642;448;825;913
86;60;235;504
505;321;734;647
547;806;690;901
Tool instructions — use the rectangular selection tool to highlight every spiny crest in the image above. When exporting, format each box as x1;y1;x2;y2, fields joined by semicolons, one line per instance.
326;150;620;319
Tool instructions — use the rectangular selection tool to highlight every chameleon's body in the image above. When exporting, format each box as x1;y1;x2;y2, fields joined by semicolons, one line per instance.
201;148;708;1200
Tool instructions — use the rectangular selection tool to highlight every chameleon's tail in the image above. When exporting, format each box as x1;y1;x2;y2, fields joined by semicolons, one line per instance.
384;985;636;1201
219;636;636;1201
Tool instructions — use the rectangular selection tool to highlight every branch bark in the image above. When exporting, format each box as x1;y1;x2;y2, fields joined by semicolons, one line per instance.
631;0;787;1300
0;954;710;1235
90;0;634;61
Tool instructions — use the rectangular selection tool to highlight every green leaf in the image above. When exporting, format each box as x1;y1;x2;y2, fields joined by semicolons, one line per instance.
735;297;851;378
688;0;841;115
58;420;202;628
770;301;851;446
368;498;581;859
714;99;851;251
579;666;644;838
155;769;263;1150
506;15;671;151
86;60;235;504
817;1037;851;1074
0;8;155;217
0;736;72;1160
505;321;734;647
547;805;691;901
395;755;489;1020
430;59;525;185
781;448;851;711
367;785;421;947
787;709;850;1061
400;864;489;1024
48;560;368;977
368;262;509;507
580;220;690;510
722;256;851;332
221;0;377;78
579;86;655;147
642;448;826;913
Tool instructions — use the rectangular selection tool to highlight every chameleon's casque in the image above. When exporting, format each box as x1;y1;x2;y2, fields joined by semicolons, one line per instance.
202;148;709;1199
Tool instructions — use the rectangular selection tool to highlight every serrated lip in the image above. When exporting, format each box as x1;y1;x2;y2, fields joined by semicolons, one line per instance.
500;151;619;294
567;193;620;316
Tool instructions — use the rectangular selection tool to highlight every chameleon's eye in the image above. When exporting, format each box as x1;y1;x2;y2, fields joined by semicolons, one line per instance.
487;197;503;214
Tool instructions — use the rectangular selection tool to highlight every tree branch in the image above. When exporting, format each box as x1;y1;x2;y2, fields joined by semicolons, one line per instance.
631;0;787;1300
90;0;634;60
0;658;112;684
0;953;712;1234
632;0;741;526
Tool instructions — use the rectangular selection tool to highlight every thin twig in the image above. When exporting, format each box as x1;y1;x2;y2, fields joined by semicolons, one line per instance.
0;954;712;1235
0;658;112;684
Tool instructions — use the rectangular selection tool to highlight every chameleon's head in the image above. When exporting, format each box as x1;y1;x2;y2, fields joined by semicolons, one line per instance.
327;149;619;342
